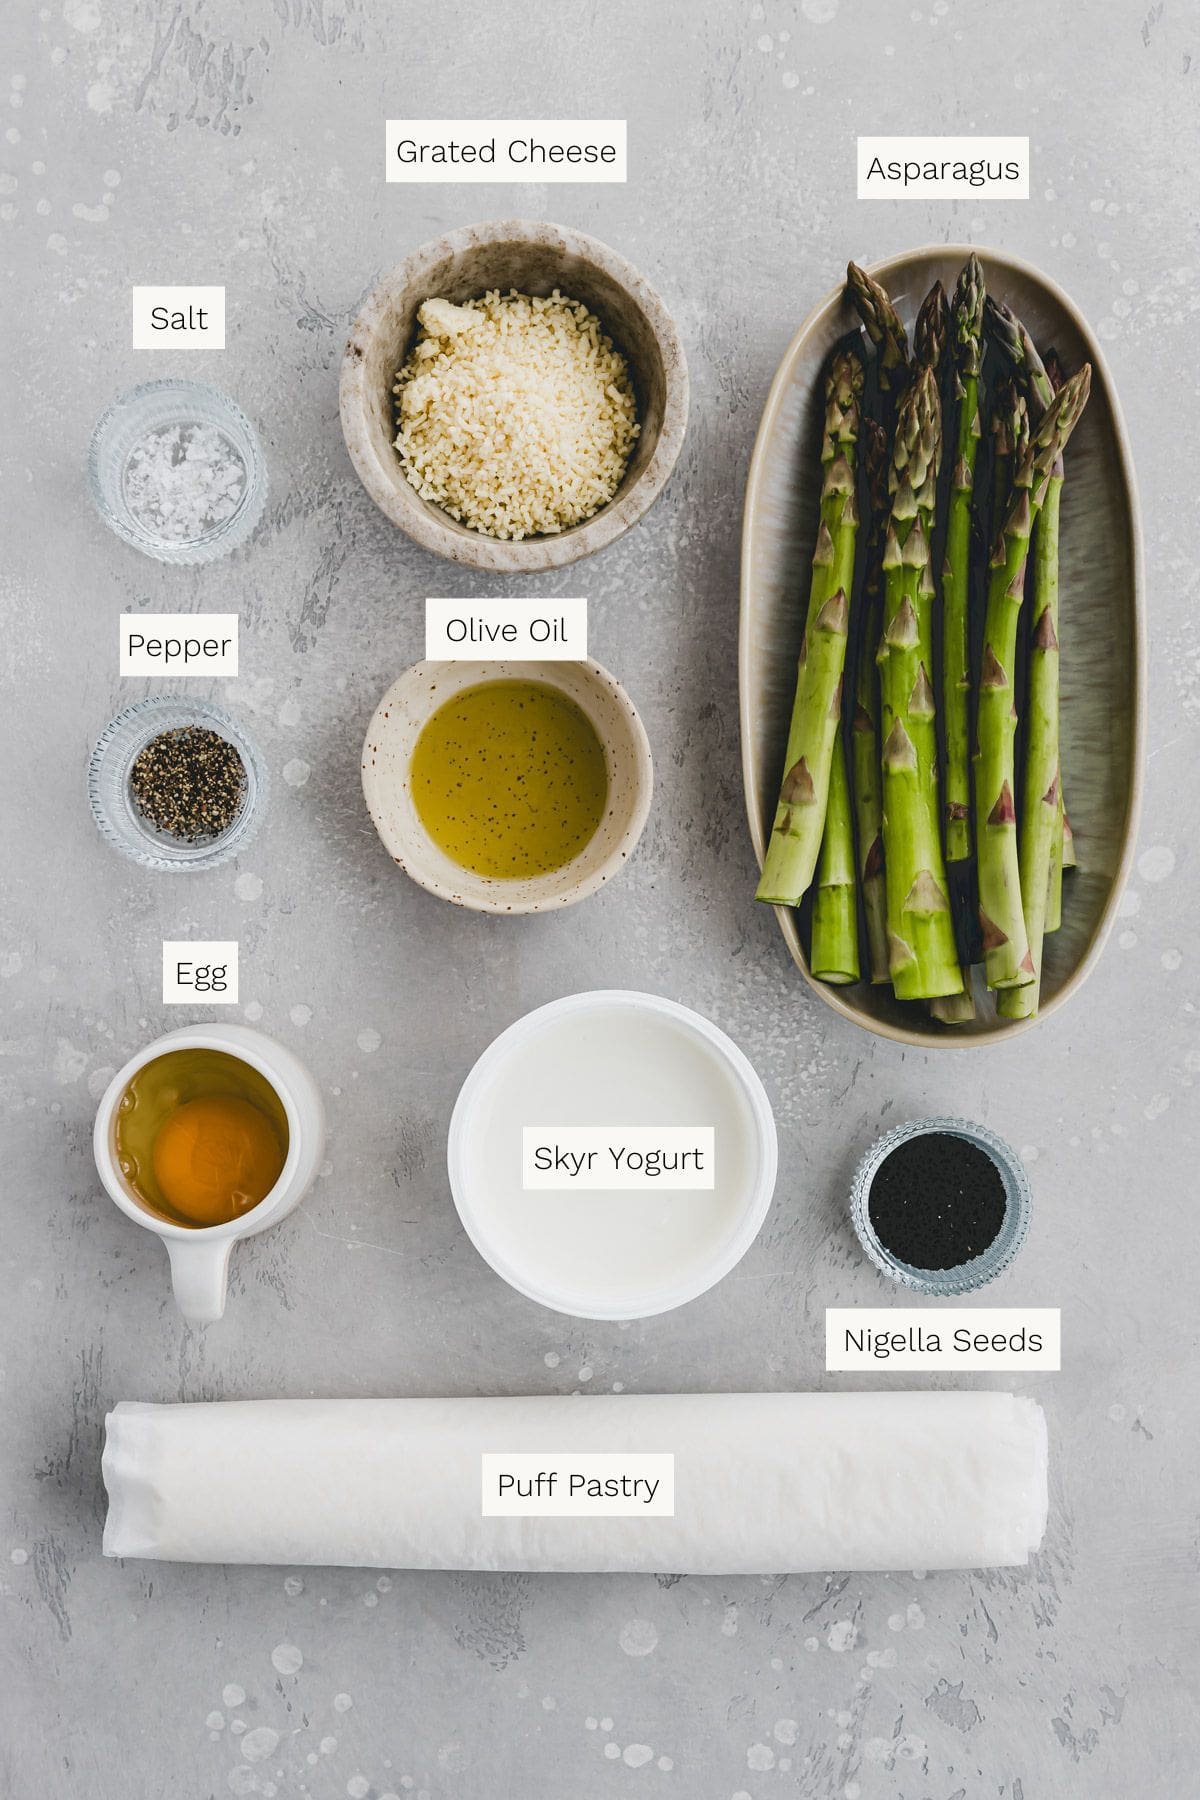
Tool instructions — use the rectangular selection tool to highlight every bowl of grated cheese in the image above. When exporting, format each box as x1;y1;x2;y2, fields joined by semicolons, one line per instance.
340;220;689;571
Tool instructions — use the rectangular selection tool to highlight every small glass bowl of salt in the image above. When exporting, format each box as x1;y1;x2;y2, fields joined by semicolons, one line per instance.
88;380;267;564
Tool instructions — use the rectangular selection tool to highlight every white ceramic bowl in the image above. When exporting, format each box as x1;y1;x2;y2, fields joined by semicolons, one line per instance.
447;991;779;1320
360;659;653;914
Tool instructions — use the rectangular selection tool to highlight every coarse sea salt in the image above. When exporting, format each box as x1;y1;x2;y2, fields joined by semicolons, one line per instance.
122;422;247;542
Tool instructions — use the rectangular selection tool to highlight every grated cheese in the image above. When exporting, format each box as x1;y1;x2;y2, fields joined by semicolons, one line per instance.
392;289;640;540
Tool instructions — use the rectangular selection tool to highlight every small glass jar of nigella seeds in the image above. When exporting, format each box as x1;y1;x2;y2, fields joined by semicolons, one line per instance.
849;1118;1032;1295
88;697;268;873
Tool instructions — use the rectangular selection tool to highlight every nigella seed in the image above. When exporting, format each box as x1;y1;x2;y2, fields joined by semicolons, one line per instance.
867;1133;1007;1271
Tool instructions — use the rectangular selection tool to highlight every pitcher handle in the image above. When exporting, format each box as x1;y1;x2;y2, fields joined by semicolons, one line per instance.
165;1238;233;1325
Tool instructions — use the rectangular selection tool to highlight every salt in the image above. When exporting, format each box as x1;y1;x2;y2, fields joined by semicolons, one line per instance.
122;421;246;542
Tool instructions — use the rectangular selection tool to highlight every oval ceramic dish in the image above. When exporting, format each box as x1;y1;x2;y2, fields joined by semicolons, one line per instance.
361;659;653;913
340;220;689;572
740;245;1144;1047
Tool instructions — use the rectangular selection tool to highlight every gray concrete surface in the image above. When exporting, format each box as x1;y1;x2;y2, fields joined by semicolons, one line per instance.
2;1;1197;1794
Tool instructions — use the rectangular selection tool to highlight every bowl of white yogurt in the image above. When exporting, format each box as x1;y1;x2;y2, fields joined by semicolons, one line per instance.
447;991;778;1320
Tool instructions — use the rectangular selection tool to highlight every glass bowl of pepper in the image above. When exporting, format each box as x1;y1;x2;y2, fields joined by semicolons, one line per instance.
87;697;268;872
849;1117;1032;1296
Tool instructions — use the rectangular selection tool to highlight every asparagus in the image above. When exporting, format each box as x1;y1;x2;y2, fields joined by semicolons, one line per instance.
985;297;1055;420
810;723;861;984
1062;806;1077;868
1000;350;1072;1018
913;281;949;375
998;441;1064;1020
879;368;963;1000
757;346;864;906
846;262;909;422
852;418;891;983
1045;774;1065;936
942;256;985;932
975;365;1092;989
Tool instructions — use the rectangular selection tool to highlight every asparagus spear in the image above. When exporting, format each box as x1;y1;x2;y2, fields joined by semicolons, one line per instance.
1062;806;1077;868
846;262;909;422
913;281;949;375
975;365;1092;989
757;346;865;907
852;418;891;983
810;723;861;984
1045;774;1065;936
879;368;963;1000
998;436;1064;1020
985;297;1055;419
942;256;985;933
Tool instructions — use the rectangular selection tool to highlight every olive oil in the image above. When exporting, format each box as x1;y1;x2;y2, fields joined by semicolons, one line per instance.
115;1048;288;1229
411;679;609;879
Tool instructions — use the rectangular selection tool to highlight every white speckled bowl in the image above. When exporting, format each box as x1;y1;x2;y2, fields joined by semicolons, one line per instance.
339;220;689;571
361;659;653;913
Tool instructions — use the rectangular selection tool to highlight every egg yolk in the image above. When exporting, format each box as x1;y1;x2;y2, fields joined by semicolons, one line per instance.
151;1094;285;1227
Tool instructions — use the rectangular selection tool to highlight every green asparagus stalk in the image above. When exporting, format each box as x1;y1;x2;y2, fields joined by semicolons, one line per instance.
1045;774;1065;936
757;347;865;906
913;281;949;375
852;418;891;984
942;257;985;891
975;365;1091;989
1000;349;1072;1018
985;297;1055;420
1062;805;1077;868
997;446;1064;1019
810;722;861;984
988;381;1027;551
846;262;909;422
879;367;963;1000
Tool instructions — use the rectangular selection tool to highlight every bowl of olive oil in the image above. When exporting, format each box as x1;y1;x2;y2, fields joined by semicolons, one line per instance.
361;659;653;913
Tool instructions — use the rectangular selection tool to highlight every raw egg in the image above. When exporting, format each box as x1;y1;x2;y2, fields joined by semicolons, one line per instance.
151;1094;285;1227
114;1048;290;1229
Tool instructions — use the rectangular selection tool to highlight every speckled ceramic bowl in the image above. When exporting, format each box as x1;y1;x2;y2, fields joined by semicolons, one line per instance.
361;659;653;913
339;220;689;571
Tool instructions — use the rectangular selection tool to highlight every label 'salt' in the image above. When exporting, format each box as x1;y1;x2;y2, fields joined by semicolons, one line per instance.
826;1308;1060;1371
386;120;626;183
120;614;238;677
132;286;226;348
857;137;1029;200
482;1453;674;1517
162;942;239;1005
426;597;586;661
522;1127;715;1191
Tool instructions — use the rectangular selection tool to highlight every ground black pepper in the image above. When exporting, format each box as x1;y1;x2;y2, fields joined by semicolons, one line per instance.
129;726;247;841
867;1132;1007;1271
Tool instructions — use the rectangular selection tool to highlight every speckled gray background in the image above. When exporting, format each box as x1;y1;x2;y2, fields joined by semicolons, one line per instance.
2;1;1197;1795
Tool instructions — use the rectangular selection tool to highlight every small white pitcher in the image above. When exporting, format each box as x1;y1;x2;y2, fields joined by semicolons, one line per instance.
93;1023;325;1325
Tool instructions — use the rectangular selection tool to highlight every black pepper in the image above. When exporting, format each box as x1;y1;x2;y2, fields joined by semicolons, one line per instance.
867;1132;1007;1271
129;726;247;842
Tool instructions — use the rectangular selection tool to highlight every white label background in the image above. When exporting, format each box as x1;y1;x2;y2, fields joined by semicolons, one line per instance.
162;942;239;1005
481;1453;675;1516
522;1127;716;1191
857;136;1029;199
386;120;626;183
426;598;586;661
826;1308;1061;1371
120;614;239;677
132;285;226;348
